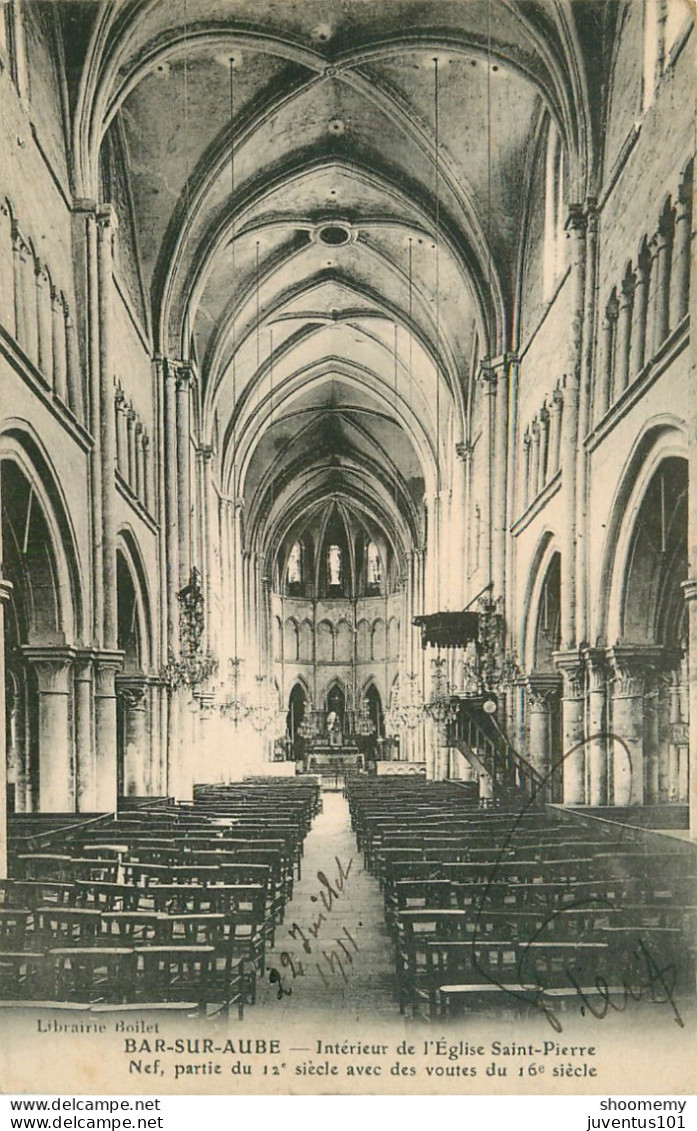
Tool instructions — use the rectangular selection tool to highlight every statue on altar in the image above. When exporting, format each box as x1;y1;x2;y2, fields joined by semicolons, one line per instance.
326;709;342;747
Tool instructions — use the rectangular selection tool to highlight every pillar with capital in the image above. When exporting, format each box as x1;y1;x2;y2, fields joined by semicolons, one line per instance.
560;207;586;652
116;678;150;796
525;673;558;784
585;648;609;805
671;168;692;327
35;260;53;385
22;646;75;812
73;651;96;811
96;205;119;653
607;646;664;807
553;650;585;804
651;202;675;354
94;652;123;811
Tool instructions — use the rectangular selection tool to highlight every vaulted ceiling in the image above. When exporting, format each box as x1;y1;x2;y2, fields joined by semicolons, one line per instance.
63;0;607;579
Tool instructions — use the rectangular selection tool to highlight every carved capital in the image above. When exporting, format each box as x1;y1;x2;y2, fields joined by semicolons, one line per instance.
584;648;609;693
93;650;125;695
22;646;76;694
607;645;667;699
116;676;148;710
0;579;14;605
525;671;560;712
553;650;585;700
455;441;473;462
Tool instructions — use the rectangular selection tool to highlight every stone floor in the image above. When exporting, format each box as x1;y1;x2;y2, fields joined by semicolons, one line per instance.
253;791;400;1021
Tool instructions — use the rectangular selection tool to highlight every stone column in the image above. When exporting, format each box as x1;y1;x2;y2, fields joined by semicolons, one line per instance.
481;363;497;588
614;269;635;398
176;364;193;588
530;419;541;501
97;206;118;652
607;646;662;807
0;202;14;333
671;171;692;327
82;206;104;644
560;208;586;650
522;430;532;510
11;226;28;350
538;405;550;491
595;294;617;423
575;202;598;651
652;203;674;353
73;652;96;812
547;387;563;477
585;648;608;805
115;387;127;474
64;302;84;422
492;356;509;601
126;406;137;489
164;361;180;656
526;674;557;783
0;579;13;876
21;242;38;365
51;289;67;401
142;432;151;512
632;243;651;375
116;679;149;796
94;653;122;811
22;647;75;812
135;423;145;502
553;651;585;804
35;261;53;384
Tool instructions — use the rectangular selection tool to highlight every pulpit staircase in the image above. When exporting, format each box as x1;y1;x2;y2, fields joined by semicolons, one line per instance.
447;698;547;805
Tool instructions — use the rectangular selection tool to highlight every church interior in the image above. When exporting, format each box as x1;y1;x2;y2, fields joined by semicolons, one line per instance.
0;0;695;1022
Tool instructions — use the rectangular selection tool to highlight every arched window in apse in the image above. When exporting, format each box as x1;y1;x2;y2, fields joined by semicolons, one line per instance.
287;542;302;585
328;544;342;587
367;542;382;586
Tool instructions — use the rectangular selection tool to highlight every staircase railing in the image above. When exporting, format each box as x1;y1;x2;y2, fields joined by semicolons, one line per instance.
447;696;547;804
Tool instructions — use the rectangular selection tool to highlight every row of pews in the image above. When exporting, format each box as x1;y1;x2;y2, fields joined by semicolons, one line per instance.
0;778;320;1017
346;777;697;1022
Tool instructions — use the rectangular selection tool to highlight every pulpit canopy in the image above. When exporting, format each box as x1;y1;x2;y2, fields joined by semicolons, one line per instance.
413;611;480;649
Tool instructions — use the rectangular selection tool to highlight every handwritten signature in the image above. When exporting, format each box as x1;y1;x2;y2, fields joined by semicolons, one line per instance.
268;856;359;995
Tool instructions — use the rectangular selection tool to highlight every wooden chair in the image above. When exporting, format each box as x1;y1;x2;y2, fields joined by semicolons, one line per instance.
49;946;136;1002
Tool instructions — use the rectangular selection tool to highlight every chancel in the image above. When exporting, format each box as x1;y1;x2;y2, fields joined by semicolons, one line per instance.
0;0;695;1024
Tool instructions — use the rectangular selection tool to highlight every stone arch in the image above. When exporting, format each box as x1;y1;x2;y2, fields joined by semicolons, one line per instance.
316;618;334;663
597;419;688;644
335;618;353;663
0;425;84;643
520;530;559;669
298;618;313;662
371;617;386;662
356;618;371;663
116;527;153;672
387;615;400;660
283;616;299;662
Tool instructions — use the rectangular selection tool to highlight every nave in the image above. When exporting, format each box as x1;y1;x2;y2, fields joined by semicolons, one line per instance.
2;775;695;1028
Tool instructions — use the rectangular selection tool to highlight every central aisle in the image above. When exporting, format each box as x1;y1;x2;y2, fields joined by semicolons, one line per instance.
254;791;399;1021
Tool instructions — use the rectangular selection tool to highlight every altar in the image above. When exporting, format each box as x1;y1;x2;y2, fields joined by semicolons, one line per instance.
305;746;363;790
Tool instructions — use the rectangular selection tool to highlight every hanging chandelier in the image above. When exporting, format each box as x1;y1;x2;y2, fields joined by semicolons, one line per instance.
219;657;248;726
386;673;425;733
460;594;522;694
247;674;278;734
161;568;218;693
354;699;376;737
298;704;321;741
424;655;458;727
